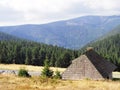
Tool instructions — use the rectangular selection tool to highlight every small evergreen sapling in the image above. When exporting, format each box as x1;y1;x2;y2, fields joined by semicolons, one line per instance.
41;57;53;78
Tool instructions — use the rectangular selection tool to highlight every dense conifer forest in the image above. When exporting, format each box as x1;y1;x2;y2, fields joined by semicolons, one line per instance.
0;40;78;68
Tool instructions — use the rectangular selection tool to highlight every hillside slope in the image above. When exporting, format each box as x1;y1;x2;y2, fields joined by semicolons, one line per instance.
105;25;120;37
0;31;20;41
80;26;120;71
0;16;120;49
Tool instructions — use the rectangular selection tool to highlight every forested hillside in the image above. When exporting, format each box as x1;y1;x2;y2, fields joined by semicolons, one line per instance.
0;31;20;41
0;40;78;68
1;23;120;70
1;16;120;49
80;33;120;71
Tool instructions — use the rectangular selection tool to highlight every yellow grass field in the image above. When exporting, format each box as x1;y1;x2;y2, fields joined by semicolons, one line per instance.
0;64;120;90
0;75;120;90
0;64;66;72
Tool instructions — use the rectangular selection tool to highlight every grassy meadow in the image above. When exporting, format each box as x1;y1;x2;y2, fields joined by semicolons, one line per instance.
0;64;66;72
0;75;120;90
0;64;120;90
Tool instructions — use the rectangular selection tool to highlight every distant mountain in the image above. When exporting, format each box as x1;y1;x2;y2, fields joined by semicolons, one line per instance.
0;15;120;49
80;25;120;71
104;25;120;37
0;31;20;41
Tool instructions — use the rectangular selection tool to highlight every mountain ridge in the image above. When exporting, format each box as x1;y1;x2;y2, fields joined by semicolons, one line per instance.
0;31;21;41
0;15;120;49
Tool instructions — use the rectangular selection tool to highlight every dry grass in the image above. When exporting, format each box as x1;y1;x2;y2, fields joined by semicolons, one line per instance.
0;64;120;78
0;75;120;90
0;64;120;90
0;64;65;72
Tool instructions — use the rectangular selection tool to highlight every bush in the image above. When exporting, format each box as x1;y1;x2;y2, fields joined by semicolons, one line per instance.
18;68;31;77
53;70;61;79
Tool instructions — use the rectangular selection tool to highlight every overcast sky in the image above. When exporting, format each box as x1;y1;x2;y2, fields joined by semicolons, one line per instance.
0;0;120;26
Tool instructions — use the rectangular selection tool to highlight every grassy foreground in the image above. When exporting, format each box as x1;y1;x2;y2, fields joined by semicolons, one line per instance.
0;64;120;90
0;75;120;90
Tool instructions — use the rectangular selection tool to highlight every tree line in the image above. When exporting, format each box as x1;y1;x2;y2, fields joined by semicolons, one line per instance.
0;40;78;68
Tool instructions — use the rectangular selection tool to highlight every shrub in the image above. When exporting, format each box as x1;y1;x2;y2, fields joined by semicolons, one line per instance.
53;70;61;79
18;68;31;77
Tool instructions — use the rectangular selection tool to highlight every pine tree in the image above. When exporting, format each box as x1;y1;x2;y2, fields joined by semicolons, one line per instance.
41;57;53;78
25;48;32;65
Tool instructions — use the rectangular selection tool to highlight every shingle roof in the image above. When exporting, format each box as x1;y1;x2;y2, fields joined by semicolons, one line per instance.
62;49;117;80
82;49;117;77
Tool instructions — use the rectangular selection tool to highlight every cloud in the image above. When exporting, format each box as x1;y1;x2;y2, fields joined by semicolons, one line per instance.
0;0;120;26
0;6;23;21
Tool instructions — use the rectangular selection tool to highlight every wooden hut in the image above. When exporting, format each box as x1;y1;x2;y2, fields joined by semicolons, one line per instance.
62;49;117;80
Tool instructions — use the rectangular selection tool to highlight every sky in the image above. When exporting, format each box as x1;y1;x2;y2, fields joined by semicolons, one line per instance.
0;0;120;26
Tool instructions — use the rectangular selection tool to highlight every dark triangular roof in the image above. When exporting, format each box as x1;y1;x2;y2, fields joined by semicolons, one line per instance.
76;49;117;78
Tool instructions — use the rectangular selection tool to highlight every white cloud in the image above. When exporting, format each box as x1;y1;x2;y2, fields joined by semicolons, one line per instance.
83;0;120;10
0;0;120;26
